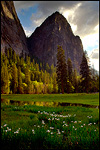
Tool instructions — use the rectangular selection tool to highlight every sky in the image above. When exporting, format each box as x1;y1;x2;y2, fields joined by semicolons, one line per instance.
14;1;99;71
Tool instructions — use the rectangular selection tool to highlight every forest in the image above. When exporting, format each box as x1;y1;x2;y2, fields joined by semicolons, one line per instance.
1;47;99;94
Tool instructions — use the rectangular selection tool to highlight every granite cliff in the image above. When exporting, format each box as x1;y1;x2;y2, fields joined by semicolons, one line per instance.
1;1;29;55
28;11;83;72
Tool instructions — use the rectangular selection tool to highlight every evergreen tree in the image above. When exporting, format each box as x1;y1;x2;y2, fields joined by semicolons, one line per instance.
80;51;91;93
17;66;23;93
56;45;67;93
73;69;78;93
50;64;55;75
1;63;9;94
11;63;18;93
46;63;50;72
12;50;16;63
67;58;73;83
25;66;31;93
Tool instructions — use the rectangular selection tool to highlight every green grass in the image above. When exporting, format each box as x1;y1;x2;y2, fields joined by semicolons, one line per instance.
1;101;99;150
1;93;99;105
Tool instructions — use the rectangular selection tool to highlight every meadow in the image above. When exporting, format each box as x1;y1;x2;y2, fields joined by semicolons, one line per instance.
1;93;99;105
1;93;99;150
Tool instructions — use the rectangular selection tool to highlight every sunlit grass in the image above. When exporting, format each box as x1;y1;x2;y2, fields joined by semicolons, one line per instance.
1;93;99;105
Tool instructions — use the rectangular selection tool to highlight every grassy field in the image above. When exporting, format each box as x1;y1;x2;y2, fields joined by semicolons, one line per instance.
1;93;99;150
1;93;99;105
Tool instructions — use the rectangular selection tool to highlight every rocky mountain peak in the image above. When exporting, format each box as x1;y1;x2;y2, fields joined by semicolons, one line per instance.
28;11;83;72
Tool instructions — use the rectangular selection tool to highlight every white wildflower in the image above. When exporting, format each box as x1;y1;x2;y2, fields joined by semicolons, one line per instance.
4;124;7;127
81;125;83;128
94;123;96;125
74;121;77;123
75;128;77;130
94;129;96;132
56;118;60;121
8;128;11;131
65;124;68;126
51;132;53;134
32;129;35;134
48;118;51;120
7;127;9;130
57;132;61;135
32;129;34;132
73;126;75;128
78;121;81;123
14;131;19;134
62;131;64;133
50;127;54;129
42;120;45;124
90;123;92;125
63;121;65;123
47;130;50;133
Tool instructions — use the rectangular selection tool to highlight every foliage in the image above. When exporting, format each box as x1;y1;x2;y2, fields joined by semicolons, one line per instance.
1;48;57;94
1;48;99;94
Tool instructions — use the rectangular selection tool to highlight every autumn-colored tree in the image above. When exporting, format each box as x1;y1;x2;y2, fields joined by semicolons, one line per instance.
25;66;31;93
11;63;18;93
17;66;23;93
1;63;9;94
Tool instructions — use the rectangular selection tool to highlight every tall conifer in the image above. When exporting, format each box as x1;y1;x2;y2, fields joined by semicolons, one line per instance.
67;58;73;83
11;63;18;93
80;51;91;93
56;45;67;93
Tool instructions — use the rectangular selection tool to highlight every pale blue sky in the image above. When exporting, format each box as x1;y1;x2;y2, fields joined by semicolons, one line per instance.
14;1;99;71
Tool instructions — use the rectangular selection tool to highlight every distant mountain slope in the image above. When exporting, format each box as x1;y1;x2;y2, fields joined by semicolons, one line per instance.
27;11;83;72
1;1;29;55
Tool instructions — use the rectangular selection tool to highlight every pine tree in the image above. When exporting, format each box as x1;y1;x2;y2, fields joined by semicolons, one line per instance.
46;63;50;72
50;64;55;75
73;69;78;93
11;63;18;93
56;45;67;93
1;63;9;94
67;58;73;83
12;50;16;63
80;51;91;93
25;66;31;93
17;66;23;93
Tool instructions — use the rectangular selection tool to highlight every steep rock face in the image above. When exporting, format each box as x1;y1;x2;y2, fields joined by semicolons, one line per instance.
28;11;83;72
1;1;29;55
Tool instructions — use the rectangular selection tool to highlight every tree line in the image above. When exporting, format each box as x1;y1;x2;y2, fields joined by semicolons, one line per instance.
56;45;99;93
1;46;99;94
